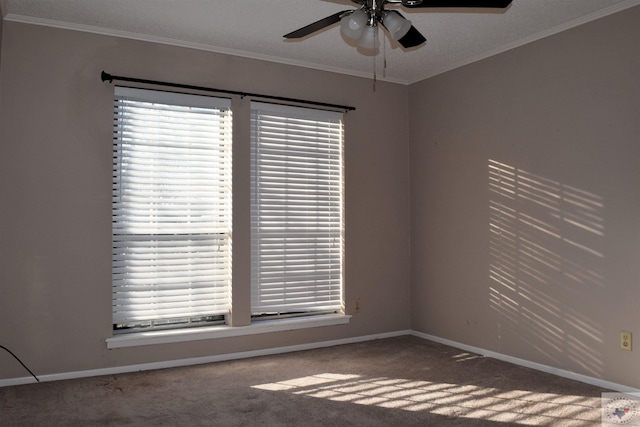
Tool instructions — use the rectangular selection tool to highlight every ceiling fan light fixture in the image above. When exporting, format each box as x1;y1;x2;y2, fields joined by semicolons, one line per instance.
340;9;368;40
357;25;379;50
382;12;412;41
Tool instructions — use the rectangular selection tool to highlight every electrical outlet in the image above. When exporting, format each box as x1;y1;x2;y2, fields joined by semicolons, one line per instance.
621;331;632;351
354;299;361;313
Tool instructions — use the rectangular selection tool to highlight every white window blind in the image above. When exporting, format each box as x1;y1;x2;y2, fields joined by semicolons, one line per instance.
112;87;232;328
250;102;344;316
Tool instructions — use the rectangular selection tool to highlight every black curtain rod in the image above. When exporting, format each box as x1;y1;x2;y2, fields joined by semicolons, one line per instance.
101;71;355;112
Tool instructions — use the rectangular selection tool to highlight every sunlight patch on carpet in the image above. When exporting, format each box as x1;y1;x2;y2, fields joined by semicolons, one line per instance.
252;373;601;425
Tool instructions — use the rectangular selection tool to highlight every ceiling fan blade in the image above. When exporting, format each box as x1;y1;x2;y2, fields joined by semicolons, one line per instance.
405;0;512;8
397;26;427;48
284;11;350;39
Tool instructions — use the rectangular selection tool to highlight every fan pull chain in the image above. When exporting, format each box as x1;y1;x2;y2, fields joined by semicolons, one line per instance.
373;53;377;91
383;32;387;79
372;28;377;91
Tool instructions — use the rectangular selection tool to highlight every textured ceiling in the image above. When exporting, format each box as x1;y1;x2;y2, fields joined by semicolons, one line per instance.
3;0;640;84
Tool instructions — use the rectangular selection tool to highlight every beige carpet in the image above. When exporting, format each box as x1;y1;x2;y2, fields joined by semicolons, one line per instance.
2;336;610;426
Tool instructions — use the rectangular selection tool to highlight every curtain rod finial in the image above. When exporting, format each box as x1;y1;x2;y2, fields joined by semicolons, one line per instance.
101;71;113;83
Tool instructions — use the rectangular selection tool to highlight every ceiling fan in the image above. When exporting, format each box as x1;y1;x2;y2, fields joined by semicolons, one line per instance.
284;0;513;50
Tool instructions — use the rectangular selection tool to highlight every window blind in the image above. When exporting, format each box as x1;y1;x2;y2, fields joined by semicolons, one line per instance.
112;87;232;327
250;102;344;315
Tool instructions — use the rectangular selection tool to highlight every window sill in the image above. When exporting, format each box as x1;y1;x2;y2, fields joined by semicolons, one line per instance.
106;314;351;349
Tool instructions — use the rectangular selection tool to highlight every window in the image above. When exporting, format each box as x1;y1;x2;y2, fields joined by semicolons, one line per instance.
112;87;232;331
250;102;344;318
110;87;345;338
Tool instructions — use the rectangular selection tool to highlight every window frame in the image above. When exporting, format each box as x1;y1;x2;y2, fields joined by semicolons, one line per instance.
111;87;233;333
108;88;348;345
249;101;345;320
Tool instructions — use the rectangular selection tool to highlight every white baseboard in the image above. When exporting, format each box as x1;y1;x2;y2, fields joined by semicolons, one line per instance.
411;330;640;394
0;330;410;387
2;329;638;395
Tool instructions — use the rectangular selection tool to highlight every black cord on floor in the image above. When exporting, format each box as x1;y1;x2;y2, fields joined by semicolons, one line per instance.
0;344;40;382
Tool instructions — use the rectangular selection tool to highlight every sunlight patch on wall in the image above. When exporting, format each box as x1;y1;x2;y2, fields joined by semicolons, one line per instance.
253;373;601;425
488;160;605;377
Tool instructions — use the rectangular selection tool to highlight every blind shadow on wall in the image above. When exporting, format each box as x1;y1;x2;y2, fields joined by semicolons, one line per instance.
488;159;605;377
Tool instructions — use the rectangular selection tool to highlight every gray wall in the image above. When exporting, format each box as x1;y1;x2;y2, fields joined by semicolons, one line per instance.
0;22;411;379
410;6;640;389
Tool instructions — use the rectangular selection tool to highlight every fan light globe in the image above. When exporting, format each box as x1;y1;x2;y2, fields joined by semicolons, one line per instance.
357;25;378;50
383;12;412;41
340;9;367;40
